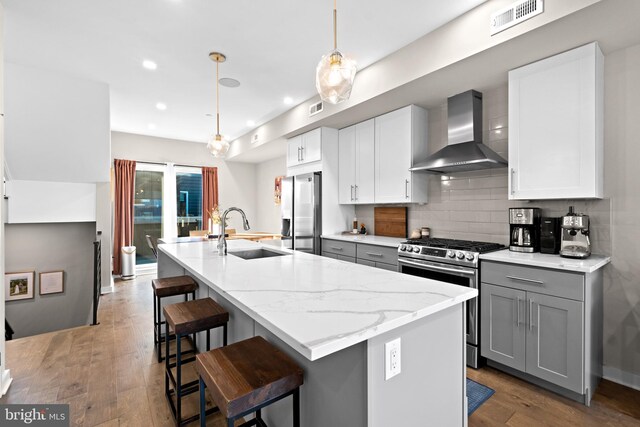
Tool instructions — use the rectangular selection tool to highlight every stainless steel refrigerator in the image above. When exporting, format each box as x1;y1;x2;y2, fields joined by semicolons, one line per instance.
280;172;322;254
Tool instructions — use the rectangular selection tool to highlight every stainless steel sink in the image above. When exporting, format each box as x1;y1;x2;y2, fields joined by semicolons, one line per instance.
228;248;290;260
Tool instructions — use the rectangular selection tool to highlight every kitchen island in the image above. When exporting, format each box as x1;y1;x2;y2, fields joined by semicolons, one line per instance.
158;239;476;427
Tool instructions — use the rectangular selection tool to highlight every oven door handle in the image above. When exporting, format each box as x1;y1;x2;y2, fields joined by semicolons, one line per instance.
398;258;476;277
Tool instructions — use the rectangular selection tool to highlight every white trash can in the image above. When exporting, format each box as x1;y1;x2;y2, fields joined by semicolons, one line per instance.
121;246;136;280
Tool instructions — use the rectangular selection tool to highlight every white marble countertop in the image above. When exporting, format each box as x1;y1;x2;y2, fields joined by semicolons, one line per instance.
480;249;611;273
321;234;404;248
158;240;476;361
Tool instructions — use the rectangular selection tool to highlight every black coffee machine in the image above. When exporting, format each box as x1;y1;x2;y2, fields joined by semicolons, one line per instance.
509;208;541;252
540;217;562;254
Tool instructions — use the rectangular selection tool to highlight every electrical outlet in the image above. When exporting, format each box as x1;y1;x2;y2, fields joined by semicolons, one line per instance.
385;338;401;380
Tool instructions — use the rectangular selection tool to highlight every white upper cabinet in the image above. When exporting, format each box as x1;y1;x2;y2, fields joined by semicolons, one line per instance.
338;119;375;204
508;42;603;200
287;128;322;168
375;105;428;203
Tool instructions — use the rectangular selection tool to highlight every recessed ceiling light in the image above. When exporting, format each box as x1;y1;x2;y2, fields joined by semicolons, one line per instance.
283;97;293;105
156;102;167;111
142;60;157;70
148;123;157;130
219;78;241;88
246;120;256;127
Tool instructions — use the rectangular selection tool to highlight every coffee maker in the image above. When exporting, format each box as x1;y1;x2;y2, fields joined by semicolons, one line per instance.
509;208;541;252
560;206;591;258
540;217;562;254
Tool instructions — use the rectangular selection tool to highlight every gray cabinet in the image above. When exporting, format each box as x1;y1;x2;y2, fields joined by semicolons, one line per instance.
481;260;602;405
323;238;398;271
527;292;584;393
481;284;526;371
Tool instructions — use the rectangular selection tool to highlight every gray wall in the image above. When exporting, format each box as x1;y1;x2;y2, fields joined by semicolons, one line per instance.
5;222;96;338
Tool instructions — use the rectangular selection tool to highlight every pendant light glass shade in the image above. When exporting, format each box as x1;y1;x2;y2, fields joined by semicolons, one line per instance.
207;134;230;158
316;50;356;104
208;52;230;158
315;0;356;104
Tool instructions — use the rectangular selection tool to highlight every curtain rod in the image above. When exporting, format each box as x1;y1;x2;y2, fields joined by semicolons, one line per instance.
133;160;212;169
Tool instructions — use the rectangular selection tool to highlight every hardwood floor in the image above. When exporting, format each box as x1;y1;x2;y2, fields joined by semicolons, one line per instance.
2;274;639;426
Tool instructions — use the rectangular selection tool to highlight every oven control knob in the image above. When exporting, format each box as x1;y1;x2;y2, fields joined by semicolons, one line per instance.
412;246;421;253
447;250;455;258
399;245;406;251
465;253;475;261
456;251;465;259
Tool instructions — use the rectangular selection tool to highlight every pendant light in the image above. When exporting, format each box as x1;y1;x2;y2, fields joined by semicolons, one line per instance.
315;0;357;104
207;52;230;158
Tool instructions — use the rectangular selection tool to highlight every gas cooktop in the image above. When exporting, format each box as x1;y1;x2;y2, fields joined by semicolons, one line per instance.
402;237;505;254
398;237;505;268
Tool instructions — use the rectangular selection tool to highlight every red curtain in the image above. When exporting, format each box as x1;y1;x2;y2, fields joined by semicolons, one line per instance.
113;159;136;275
202;167;219;228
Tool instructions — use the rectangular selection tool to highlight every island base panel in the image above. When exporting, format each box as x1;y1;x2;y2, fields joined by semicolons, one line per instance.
367;303;465;427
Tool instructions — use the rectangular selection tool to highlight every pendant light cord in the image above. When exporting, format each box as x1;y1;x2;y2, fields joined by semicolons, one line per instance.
333;0;337;51
216;59;220;136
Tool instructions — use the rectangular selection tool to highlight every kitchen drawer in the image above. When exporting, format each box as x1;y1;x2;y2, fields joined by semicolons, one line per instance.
356;244;398;265
481;261;584;301
322;239;356;257
357;259;376;267
376;262;398;272
323;252;339;260
337;255;356;263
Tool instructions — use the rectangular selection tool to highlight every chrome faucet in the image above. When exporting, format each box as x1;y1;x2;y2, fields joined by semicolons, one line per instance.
217;207;251;255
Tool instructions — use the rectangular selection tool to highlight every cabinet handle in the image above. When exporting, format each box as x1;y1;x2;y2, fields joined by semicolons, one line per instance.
300;146;304;161
330;246;343;251
510;168;516;195
529;298;534;331
355;185;358;201
516;297;521;327
350;185;354;201
405;179;410;199
366;252;383;257
505;275;544;285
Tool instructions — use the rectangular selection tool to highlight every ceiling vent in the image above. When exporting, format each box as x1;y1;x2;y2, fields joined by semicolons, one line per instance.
309;101;324;117
490;0;544;36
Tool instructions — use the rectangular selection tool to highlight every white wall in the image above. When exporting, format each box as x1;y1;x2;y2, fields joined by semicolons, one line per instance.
0;2;8;397
111;132;257;233
4;62;110;183
254;156;286;233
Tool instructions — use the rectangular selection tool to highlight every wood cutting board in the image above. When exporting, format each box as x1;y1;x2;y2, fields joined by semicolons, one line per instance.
374;207;407;238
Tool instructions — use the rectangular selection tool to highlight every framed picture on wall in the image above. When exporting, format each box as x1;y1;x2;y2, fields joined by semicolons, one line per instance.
5;271;35;301
39;271;65;295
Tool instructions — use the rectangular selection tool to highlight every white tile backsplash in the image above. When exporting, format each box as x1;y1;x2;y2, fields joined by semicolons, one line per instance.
354;85;611;254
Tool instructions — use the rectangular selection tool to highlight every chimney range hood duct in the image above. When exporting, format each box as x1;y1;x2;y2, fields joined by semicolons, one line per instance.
409;90;507;174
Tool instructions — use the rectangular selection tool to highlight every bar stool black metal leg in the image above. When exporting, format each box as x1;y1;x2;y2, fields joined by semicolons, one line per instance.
223;324;228;346
165;324;170;399
199;377;206;427
227;417;234;427
293;388;300;427
256;408;262;423
176;333;182;425
157;295;163;363
153;292;157;345
206;329;211;351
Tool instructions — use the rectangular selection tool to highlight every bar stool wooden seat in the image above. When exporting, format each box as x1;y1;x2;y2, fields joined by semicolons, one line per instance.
152;275;198;363
164;297;229;426
197;336;304;427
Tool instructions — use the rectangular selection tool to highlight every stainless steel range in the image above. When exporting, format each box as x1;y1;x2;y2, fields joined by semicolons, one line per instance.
397;237;505;368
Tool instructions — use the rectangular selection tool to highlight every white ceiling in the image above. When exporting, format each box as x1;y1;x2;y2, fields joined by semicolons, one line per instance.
3;0;486;143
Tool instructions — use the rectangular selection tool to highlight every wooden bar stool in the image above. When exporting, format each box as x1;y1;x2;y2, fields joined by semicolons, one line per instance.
196;336;304;427
152;275;198;363
164;298;229;426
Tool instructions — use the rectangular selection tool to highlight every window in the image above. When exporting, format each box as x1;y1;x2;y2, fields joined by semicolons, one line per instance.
133;163;204;266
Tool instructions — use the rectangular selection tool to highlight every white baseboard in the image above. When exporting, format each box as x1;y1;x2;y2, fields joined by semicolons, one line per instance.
1;369;13;397
101;275;115;294
603;366;640;391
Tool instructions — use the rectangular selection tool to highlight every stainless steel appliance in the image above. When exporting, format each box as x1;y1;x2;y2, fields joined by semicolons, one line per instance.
560;206;591;259
409;90;508;174
540;217;562;254
397;237;505;368
509;208;541;253
280;173;322;254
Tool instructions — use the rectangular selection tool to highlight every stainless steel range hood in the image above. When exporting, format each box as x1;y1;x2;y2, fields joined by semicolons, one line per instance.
409;90;507;174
